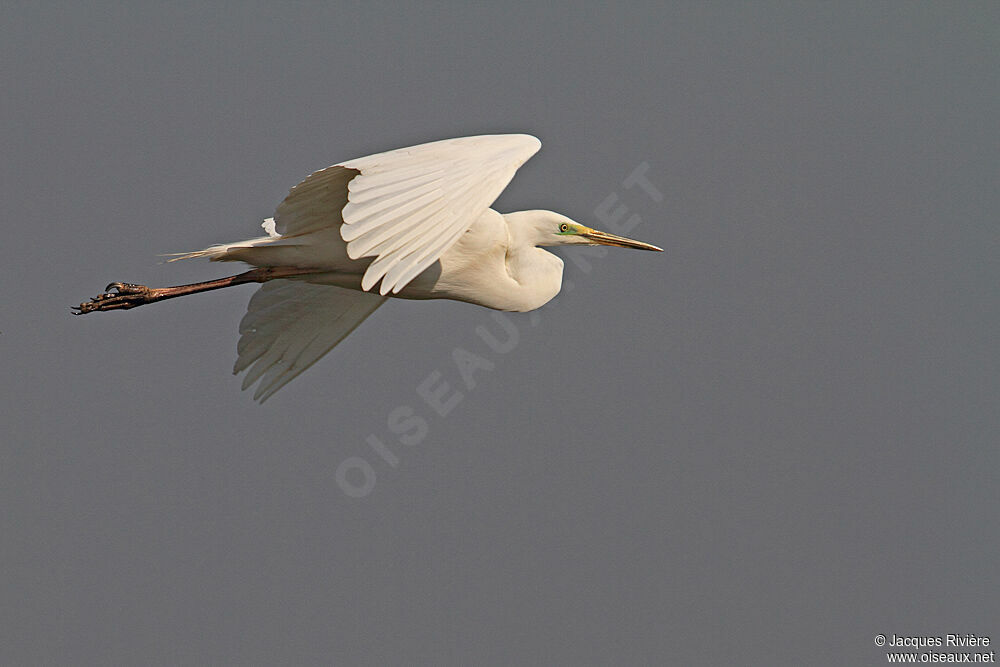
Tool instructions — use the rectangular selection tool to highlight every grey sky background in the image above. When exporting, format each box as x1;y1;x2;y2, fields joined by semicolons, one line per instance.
2;3;997;665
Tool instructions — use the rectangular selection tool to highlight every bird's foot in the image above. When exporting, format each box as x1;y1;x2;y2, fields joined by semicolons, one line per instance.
72;282;156;314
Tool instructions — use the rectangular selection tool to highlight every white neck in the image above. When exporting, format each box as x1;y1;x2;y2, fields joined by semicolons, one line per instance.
502;212;564;311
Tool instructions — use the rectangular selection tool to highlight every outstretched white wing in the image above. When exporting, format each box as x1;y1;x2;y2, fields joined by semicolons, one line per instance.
234;280;386;402
273;134;541;295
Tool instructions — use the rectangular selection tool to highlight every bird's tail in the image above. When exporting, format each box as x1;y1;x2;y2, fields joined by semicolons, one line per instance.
164;218;283;263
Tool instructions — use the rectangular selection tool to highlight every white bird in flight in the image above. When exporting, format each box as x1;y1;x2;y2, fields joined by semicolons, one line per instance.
75;134;662;401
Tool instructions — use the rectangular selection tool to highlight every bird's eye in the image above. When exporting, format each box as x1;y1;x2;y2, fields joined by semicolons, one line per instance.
559;223;569;232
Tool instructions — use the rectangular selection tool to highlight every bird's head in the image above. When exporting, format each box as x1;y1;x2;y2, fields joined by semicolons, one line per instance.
508;210;662;252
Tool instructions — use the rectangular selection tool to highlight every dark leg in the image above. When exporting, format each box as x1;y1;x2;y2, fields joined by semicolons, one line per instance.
72;266;317;314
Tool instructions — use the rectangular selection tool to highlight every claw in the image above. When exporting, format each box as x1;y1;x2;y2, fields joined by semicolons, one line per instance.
73;281;155;314
104;282;144;294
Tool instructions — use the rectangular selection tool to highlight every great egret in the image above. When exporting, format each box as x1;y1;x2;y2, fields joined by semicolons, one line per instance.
74;134;662;401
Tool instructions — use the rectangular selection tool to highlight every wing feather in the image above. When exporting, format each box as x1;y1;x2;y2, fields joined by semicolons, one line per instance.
347;168;447;204
341;187;444;248
273;165;356;237
346;198;449;258
234;280;386;402
272;134;541;295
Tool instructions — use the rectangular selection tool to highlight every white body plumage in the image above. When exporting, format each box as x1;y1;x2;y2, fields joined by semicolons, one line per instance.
201;207;565;313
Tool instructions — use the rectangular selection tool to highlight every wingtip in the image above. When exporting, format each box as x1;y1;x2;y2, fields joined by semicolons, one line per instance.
521;133;541;150
360;272;379;293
